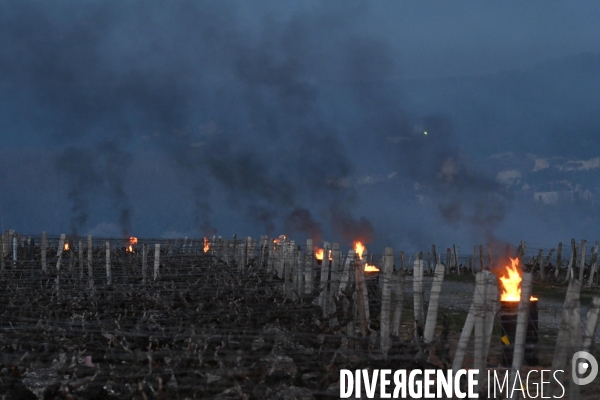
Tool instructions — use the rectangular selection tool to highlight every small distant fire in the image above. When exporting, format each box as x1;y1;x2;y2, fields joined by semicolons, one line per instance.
354;241;379;272
314;246;332;261
499;257;537;302
315;246;324;260
126;237;138;253
273;235;287;245
63;242;70;251
203;238;210;253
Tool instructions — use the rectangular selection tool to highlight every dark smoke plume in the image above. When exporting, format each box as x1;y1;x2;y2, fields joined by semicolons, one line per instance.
332;209;376;246
0;1;512;246
284;208;323;243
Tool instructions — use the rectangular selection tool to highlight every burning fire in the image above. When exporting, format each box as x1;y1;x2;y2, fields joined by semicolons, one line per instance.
126;237;138;253
314;246;332;261
499;258;537;301
315;246;324;260
63;242;70;251
273;235;287;244
354;241;379;272
203;238;210;253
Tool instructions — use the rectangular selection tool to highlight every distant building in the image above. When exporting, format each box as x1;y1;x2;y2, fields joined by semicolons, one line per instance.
533;183;573;204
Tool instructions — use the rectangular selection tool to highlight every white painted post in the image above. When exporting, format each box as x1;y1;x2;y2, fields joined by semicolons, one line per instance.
257;236;266;269
413;255;424;332
294;244;303;297
305;239;314;294
582;297;600;352
555;242;563;278
153;243;160;281
142;243;148;285
423;261;446;343
355;254;369;337
452;271;485;372
319;242;331;317
280;238;288;280
563;239;576;283
509;272;533;400
105;241;111;285
12;235;18;266
550;279;581;396
41;231;47;273
453;244;460;275
267;238;275;274
0;233;5;261
327;243;341;325
400;251;405;271
339;249;355;295
380;247;394;355
56;234;66;272
78;239;83;279
391;267;405;337
537;249;545;280
359;251;370;323
473;272;487;372
0;234;4;274
579;239;587;282
568;289;582;400
587;241;599;287
483;273;499;364
246;236;253;268
284;241;292;298
87;235;93;288
479;245;485;271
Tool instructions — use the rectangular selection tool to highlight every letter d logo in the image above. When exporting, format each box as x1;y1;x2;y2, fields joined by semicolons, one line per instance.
572;351;598;385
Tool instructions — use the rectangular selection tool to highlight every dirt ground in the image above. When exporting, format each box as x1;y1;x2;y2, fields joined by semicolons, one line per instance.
1;257;599;399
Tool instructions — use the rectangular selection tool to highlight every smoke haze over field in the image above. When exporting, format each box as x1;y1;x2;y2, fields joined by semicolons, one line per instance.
1;1;600;251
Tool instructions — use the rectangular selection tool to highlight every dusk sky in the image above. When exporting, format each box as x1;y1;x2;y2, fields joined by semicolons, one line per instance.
1;1;600;253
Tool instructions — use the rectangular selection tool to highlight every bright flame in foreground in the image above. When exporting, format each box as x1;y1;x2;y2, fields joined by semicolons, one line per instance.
499;258;537;301
63;242;70;251
355;242;366;259
354;241;379;272
314;246;332;261
203;238;210;253
127;237;138;253
315;246;324;261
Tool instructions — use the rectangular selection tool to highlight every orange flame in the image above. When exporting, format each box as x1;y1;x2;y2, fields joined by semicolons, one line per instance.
203;237;210;253
273;235;287;244
315;246;324;261
499;258;537;301
314;246;332;261
127;236;138;253
63;242;70;251
355;242;366;259
354;241;379;272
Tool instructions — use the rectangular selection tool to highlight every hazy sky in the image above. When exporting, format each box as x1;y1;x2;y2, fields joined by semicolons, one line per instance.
1;1;600;252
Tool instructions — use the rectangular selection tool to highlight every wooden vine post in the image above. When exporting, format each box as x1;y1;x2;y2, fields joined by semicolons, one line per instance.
413;253;424;337
142;243;148;285
87;235;93;288
423;258;446;343
105;241;111;285
380;247;394;355
153;243;161;281
41;231;47;273
579;239;587;282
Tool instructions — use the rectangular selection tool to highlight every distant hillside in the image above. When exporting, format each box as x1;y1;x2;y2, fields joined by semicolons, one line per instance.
399;52;600;159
